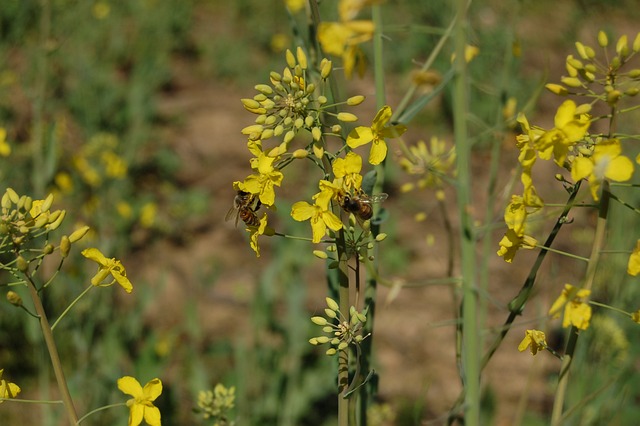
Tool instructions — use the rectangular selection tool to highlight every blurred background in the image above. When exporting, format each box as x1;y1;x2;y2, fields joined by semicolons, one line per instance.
1;0;640;424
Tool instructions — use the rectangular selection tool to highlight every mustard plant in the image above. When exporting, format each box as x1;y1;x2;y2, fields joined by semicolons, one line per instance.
0;187;163;425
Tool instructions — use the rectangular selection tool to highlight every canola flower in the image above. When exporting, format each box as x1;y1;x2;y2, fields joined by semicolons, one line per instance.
518;330;547;356
347;105;406;165
82;248;133;293
309;297;369;356
549;284;592;330
117;376;162;426
0;369;20;402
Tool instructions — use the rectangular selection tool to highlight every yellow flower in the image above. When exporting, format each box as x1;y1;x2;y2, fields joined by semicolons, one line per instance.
291;200;343;243
0;369;21;402
347;106;406;165
571;139;634;201
117;376;162;426
242;154;284;206
249;213;272;258
504;195;527;237
535;100;590;166
284;0;305;13
399;137;456;189
332;152;363;192
631;310;640;324
314;179;344;208
518;329;547;355
549;284;592;330
140;202;157;228
81;248;133;293
0;128;11;157
497;229;537;263
515;113;543;172
628;240;640;276
317;20;374;79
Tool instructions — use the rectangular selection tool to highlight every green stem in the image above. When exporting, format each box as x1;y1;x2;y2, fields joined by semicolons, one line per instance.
76;402;126;424
24;274;78;425
551;181;610;424
534;245;590;262
452;0;480;424
51;285;95;331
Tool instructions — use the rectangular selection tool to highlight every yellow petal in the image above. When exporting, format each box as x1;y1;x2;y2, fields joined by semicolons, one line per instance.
291;201;315;221
81;248;109;266
571;156;593;182
143;406;162;426
627;240;640;276
129;403;144;426
368;138;387;165
143;378;163;402
118;376;143;398
347;126;374;148
322;211;344;232
605;155;634;182
113;271;133;294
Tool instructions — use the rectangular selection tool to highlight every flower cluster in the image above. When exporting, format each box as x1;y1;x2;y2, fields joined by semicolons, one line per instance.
233;44;404;256
1;188;66;245
309;297;369;356
196;384;236;425
398;136;456;193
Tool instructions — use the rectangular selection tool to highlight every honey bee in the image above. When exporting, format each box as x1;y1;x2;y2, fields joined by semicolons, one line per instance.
339;190;388;221
225;190;261;227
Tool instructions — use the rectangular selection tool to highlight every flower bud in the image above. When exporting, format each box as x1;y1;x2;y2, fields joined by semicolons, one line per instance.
337;112;358;122
60;235;71;258
324;308;337;318
43;243;54;255
285;49;296;69
566;56;583;70
607;89;622;106
545;84;568;96
320;59;332;79
311;316;328;326
311;127;322;141
633;32;640;53
326;297;339;311
6;291;22;307
616;35;629;58
629;69;640;79
41;193;54;213
292;149;309;159
283;130;296;144
317;95;328;105
16;256;28;272
47;210;66;231
269;71;281;82
241;98;261;110
625;88;639;96
597;30;608;47
296;46;307;69
375;233;387;242
255;84;273;95
313;249;327;258
68;225;90;243
347;95;365;106
560;77;582;88
6;188;19;204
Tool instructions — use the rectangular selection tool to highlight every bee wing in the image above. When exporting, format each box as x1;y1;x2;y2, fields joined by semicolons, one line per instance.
225;206;240;227
368;193;388;204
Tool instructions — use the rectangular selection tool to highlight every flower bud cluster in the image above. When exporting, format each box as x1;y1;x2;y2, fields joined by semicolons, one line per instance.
546;31;640;106
0;188;66;245
309;297;369;356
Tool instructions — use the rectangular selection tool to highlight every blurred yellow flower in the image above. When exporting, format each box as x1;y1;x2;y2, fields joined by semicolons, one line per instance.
518;329;547;355
571;139;634;201
82;248;133;293
140;202;157;228
317;20;374;79
628;240;640;276
92;2;111;20
117;376;162;426
0;128;11;157
549;284;592;330
284;0;305;13
0;369;20;402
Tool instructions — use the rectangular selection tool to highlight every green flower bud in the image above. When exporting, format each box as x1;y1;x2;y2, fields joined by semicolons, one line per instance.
331;124;342;133
316;336;330;344
607;90;622;106
1;192;11;209
293;149;309;159
6;188;19;204
337;112;358;122
261;128;274;140
34;215;49;229
241;98;261;110
7;291;22;307
347;95;365;106
311;316;328;326
309;337;319;345
16;256;28;272
545;84;568;95
616;35;629;58
270;71;282;82
47;210;66;231
322;326;333;333
43;243;54;255
634;32;640;53
324;308;337;318
294;117;304;129
320;59;332;79
41;193;54;213
305;83;315;94
566;56;583;70
375;233;387;242
625;88;639;96
560;77;582;88
326;348;337;356
337;341;348;350
629;69;640;79
60;235;71;258
255;84;273;95
325;298;338;311
253;93;267;102
311;127;322;141
598;30;608;47
283;130;296;144
285;49;296;69
296;46;307;69
318;95;328;104
313;249;327;258
304;115;314;127
274;124;284;136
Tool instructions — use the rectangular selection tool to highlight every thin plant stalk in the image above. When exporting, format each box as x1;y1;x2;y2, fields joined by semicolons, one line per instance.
24;274;78;425
452;0;480;424
551;181;610;424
